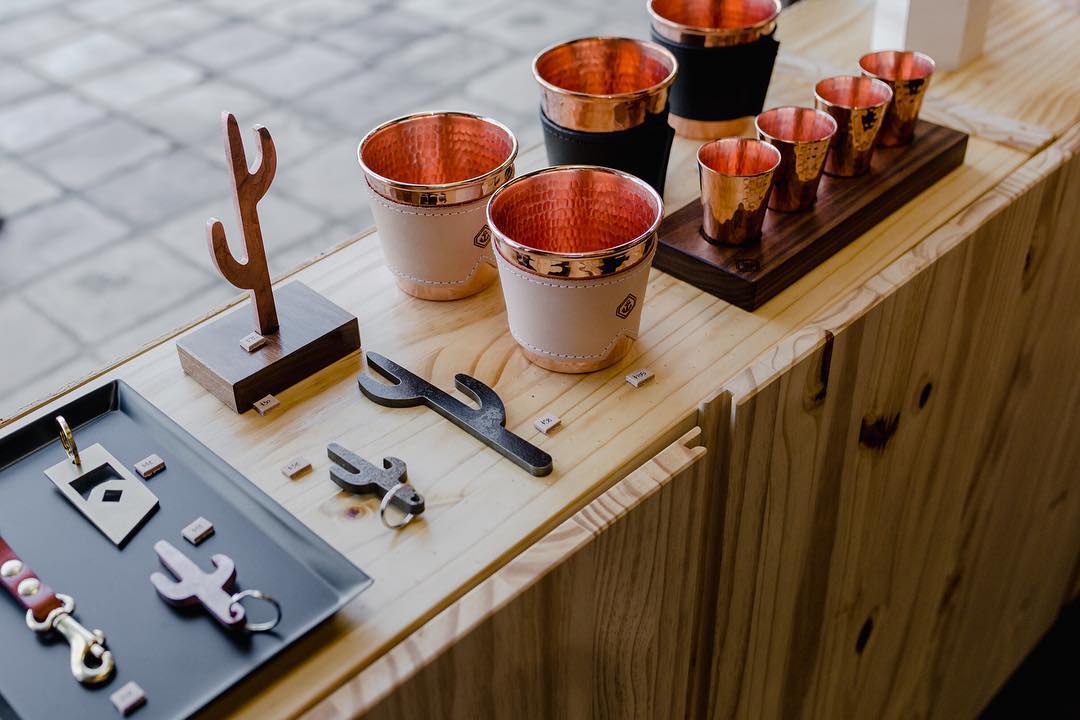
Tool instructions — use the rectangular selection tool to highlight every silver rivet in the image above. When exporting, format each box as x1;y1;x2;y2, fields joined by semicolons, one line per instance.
17;578;40;596
1;559;23;578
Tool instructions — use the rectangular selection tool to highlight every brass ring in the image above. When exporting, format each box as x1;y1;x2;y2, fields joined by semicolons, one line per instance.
379;483;416;530
230;589;282;633
56;416;80;466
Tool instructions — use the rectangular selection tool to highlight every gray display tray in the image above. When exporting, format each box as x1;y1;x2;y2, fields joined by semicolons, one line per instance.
0;381;372;719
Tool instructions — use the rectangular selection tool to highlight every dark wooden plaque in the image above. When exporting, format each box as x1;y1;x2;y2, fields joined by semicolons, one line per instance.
176;281;360;413
654;120;969;310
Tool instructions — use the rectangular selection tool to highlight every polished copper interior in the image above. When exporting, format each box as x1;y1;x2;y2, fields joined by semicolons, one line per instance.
488;167;661;255
535;37;674;97
756;106;836;143
650;0;778;30
859;50;935;82
360;113;515;187
815;76;893;109
699;137;781;176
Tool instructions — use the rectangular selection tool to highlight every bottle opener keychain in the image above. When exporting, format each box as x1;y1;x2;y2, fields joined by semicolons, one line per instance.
357;352;553;476
150;540;281;633
327;443;424;529
1;534;115;685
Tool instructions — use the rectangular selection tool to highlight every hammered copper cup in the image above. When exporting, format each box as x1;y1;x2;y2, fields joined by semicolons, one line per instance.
755;106;837;211
488;166;664;373
814;76;893;177
698;138;780;245
358;111;517;300
859;50;935;146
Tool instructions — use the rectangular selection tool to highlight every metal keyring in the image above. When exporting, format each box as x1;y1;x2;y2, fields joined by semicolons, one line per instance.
56;416;80;466
379;483;416;530
230;590;282;633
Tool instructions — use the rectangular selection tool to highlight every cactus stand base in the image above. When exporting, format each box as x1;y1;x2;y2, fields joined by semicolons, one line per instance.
176;281;361;413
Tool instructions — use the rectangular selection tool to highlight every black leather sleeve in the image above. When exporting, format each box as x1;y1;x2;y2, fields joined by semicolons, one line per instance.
651;30;780;122
539;109;676;195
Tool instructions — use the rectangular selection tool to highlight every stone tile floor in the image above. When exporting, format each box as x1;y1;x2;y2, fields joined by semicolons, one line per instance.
0;0;649;419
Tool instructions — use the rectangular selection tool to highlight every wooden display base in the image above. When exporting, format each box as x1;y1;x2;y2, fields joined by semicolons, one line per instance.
176;281;360;413
654;120;969;310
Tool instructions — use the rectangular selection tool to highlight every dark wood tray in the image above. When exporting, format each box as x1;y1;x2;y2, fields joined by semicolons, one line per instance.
653;120;969;310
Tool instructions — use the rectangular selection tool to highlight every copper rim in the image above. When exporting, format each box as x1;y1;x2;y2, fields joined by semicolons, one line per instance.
814;76;893;110
487;165;664;279
533;37;677;133
755;106;837;144
648;0;781;47
858;50;936;82
698;137;781;178
358;111;518;206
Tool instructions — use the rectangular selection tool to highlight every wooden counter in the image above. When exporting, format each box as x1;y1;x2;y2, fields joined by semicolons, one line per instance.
4;0;1078;717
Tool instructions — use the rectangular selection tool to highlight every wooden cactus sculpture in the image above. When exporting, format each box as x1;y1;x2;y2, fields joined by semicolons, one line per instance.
207;111;279;335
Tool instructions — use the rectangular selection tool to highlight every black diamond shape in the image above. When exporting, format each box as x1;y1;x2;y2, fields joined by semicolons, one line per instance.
102;489;123;503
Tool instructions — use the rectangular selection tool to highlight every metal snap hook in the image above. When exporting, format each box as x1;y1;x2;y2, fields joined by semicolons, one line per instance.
379;483;417;529
230;589;282;633
25;593;115;685
56;416;80;466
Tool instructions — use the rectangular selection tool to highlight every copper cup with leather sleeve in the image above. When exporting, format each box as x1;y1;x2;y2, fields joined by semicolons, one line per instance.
859;50;935;146
487;166;664;373
814;76;893;177
358;111;517;300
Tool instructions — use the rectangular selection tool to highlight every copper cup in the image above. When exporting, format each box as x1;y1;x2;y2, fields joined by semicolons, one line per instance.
697;137;780;245
755;106;836;212
814;76;893;177
859;50;935;146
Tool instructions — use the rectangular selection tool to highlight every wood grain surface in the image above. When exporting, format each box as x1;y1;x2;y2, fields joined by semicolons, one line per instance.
655;121;968;309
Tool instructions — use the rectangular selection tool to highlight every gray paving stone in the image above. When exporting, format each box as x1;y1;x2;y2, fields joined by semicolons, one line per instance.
0;348;104;421
0;64;49;106
0;158;62;215
84;149;221;225
472;1;597;49
68;0;171;23
463;55;540;115
259;0;378;36
301;70;440;134
190;105;345;170
24;238;213;344
201;0;285;15
24;117;171;189
385;32;513;86
320;11;444;64
176;21;288;69
0;295;80;399
227;42;357;100
0;0;63;23
80;56;205;109
0;91;106;152
0;197;129;289
274;138;367;221
114;3;226;48
27;30;143;81
0;10;80;56
399;0;509;27
131;79;265;144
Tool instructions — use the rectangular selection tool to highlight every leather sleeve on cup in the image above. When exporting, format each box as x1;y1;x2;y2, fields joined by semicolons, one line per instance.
540;111;675;195
366;187;495;288
651;30;780;121
495;248;654;363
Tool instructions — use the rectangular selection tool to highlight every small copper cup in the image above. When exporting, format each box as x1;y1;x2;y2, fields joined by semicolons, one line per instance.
488;166;663;373
859;50;935;146
814;76;893;177
697;137;780;245
358;111;517;300
755;106;837;211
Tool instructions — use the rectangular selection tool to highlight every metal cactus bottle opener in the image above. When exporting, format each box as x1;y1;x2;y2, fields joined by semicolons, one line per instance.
327;443;424;529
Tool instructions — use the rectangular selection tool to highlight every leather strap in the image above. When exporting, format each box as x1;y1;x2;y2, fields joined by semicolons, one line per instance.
0;535;63;622
540;110;675;195
651;29;780;121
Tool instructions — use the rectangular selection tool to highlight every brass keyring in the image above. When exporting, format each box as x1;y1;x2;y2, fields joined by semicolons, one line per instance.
379;483;416;530
230;589;282;633
56;416;80;466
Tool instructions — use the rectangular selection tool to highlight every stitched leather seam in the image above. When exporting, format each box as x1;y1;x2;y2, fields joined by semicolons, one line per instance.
511;330;637;360
369;191;485;218
498;256;651;290
386;253;490;286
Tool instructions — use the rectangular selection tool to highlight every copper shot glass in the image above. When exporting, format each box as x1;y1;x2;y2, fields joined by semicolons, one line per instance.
488;166;664;374
358;111;517;300
814;76;893;177
697;138;780;245
859;50;935;146
755;106;837;211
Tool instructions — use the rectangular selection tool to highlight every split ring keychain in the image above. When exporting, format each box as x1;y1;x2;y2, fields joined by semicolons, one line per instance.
327;443;425;530
150;540;281;633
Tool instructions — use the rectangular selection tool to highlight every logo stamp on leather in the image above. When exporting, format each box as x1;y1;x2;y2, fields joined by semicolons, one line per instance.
616;293;637;319
473;225;492;248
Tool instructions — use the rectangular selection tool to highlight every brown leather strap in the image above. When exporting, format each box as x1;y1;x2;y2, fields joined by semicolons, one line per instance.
0;535;63;622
